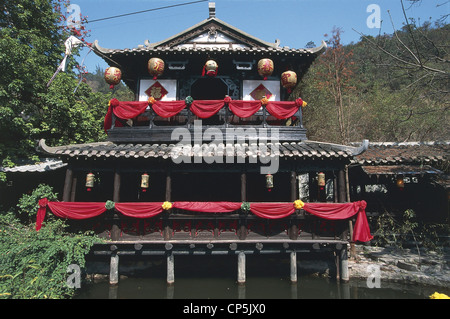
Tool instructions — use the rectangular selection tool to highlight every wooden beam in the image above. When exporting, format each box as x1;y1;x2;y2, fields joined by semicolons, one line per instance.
167;251;175;285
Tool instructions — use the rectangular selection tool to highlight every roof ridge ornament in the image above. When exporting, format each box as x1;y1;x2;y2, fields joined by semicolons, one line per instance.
209;2;216;19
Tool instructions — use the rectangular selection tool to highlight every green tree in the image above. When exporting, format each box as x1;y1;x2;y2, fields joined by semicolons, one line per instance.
0;0;108;171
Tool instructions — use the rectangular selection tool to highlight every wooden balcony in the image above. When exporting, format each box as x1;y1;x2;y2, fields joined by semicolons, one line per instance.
106;100;307;143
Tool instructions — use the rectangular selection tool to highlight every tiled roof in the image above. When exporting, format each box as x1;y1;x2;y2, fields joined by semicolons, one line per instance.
354;141;450;166
0;158;67;173
38;139;367;160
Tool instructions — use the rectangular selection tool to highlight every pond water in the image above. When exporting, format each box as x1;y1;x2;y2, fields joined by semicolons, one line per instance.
74;255;449;300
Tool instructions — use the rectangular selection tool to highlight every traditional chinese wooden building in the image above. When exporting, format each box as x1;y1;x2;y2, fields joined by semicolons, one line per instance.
36;3;373;285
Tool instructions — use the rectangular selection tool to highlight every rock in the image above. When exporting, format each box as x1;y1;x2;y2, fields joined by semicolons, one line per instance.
397;260;419;272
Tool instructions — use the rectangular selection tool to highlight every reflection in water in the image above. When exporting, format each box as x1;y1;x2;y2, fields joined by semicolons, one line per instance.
76;255;449;299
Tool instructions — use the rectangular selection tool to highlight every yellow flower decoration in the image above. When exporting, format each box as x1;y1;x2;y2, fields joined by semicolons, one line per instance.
148;96;156;105
430;292;450;299
301;100;307;107
294;200;305;210
162;201;172;210
260;96;269;106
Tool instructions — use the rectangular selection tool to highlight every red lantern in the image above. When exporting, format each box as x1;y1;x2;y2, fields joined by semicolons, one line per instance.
104;67;122;89
318;172;325;190
86;172;94;191
141;173;149;192
148;58;165;80
266;174;274;192
202;60;218;77
257;58;274;80
281;71;297;93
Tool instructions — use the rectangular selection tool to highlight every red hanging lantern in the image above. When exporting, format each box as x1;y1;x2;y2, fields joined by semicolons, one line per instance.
281;70;297;93
104;67;122;89
141;173;149;192
257;58;274;80
148;58;165;80
86;172;94;191
318;172;325;190
396;176;404;191
266;174;274;192
202;60;218;77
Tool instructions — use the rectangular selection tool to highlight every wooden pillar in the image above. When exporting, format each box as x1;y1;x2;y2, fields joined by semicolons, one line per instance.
70;173;77;202
239;172;247;240
164;172;172;240
109;251;119;285
290;250;297;283
62;167;73;202
237;251;246;284
338;168;346;203
167;251;175;285
340;246;349;282
289;171;298;240
111;171;121;241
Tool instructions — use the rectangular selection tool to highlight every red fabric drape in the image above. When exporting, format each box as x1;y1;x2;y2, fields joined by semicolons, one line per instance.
115;202;164;218
228;100;262;118
265;101;300;119
250;202;296;219
190;100;225;118
151;101;186;118
36;198;48;231
104;99;148;132
303;201;373;242
172;201;242;213
35;199;372;242
47;202;107;220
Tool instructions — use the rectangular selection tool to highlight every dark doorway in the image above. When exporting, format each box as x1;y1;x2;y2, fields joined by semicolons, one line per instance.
191;78;228;100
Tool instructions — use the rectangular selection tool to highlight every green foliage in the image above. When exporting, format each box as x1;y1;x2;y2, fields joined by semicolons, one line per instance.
0;0;109;168
371;209;450;251
301;18;449;143
17;184;58;223
0;213;101;299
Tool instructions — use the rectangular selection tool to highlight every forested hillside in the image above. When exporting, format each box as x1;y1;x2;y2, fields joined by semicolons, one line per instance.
297;21;449;144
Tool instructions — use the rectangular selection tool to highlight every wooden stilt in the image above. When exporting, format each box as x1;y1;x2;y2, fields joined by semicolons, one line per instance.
237;252;246;285
290;250;297;283
109;252;119;285
167;251;175;285
340;246;349;282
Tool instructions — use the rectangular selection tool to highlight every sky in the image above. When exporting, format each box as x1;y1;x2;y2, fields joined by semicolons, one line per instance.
68;0;449;73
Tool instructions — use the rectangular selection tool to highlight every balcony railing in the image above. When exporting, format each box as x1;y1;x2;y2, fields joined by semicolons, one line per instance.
105;98;308;143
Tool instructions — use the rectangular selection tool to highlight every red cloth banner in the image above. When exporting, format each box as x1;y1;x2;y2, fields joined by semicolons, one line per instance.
172;201;242;213
190;100;225;118
265;101;300;119
151;101;186;118
250;202;296;219
104;98;149;131
36;199;372;242
115;202;164;218
303;201;373;242
228;100;262;118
